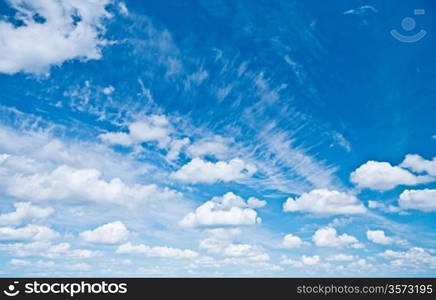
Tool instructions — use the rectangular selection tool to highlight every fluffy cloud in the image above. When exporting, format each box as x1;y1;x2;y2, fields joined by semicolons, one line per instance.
326;254;356;262
80;221;129;244
100;116;171;147
4;164;179;206
368;201;401;213
312;227;362;248
0;0;112;74
399;189;436;212
186;135;231;159
366;230;393;245
379;247;436;269
283;189;366;215
281;255;320;267
116;242;198;259
0;225;58;241
171;158;257;184
350;161;432;191
0;202;53;226
401;154;436;176
199;228;241;254
282;234;305;248
179;192;263;227
0;241;97;259
223;244;269;261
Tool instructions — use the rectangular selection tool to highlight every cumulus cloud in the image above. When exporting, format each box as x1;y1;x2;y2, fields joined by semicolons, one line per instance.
199;228;241;254
186;135;231;159
281;255;320;267
312;227;362;248
0;225;58;241
282;234;305;248
179;192;263;227
350;161;432;191
80;221;129;244
0;202;53;226
326;254;356;262
0;241;97;259
379;247;436;269
283;189;366;215
4;164;179;206
171;158;257;184
401;154;436;176
368;201;401;214
0;0;112;74
99;115;191;160
399;189;436;212
223;244;269;262
366;230;393;245
116;242;198;259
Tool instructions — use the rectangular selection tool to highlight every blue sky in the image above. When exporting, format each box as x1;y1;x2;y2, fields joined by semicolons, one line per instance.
0;0;435;277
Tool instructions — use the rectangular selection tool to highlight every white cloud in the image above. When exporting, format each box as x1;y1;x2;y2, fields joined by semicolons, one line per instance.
171;158;257;184
186;135;231;159
179;192;262;227
116;242;198;259
0;0;112;74
283;189;366;215
282;234;305;248
350;161;432;191
0;225;58;241
223;244;269;262
67;262;92;271
80;221;129;244
100;116;171;148
312;227;361;248
247;197;267;208
118;2;129;16
281;255;320;267
379;247;436;269
0;202;53;226
0;241;98;259
99;115;191;161
326;254;356;262
199;228;241;254
366;230;393;245
4;164;179;206
401;154;436;176
399;189;436;212
368;201;401;213
301;255;320;265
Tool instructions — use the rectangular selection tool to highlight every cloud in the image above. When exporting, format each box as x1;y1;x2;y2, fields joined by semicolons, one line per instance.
282;234;305;248
116;242;198;259
0;0;112;74
312;227;362;248
401;154;436;176
326;254;356;262
399;189;436;212
0;225;58;241
281;255;320;267
366;230;393;245
344;5;378;15
80;221;129;244
0;202;53;226
0;242;98;259
171;158;257;184
283;189;366;215
223;244;269;261
379;247;436;269
100;116;171;148
4;164;179;206
350;161;432;191
179;192;263;227
199;228;241;254
99;115;192;161
186;135;231;159
368;201;401;214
